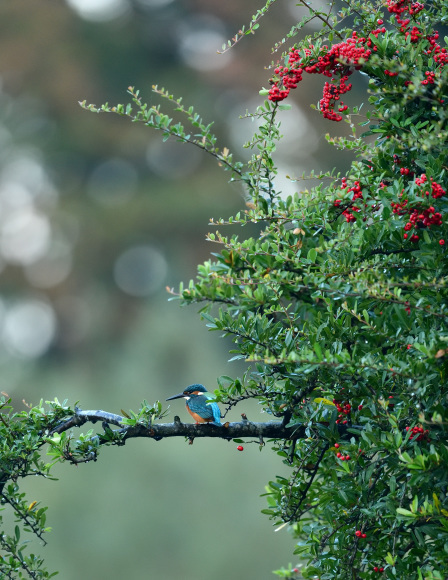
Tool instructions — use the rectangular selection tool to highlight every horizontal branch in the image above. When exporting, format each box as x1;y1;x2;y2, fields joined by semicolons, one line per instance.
51;408;306;441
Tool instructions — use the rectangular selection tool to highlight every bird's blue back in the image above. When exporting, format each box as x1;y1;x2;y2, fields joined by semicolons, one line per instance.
187;394;221;425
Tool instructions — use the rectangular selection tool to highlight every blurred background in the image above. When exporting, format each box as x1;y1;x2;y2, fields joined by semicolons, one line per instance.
0;0;360;578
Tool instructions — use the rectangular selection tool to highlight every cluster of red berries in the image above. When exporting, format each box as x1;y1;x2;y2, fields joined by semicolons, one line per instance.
269;0;447;121
267;86;290;102
335;172;445;244
334;442;351;461
407;206;442;228
387;0;448;85
422;70;436;84
355;530;367;538
428;32;448;66
406;25;422;43
406;425;430;441
373;566;385;573
393;156;414;177
337;178;360;222
387;0;423;17
333;399;352;424
335;178;381;222
415;173;445;198
387;0;424;38
391;173;445;243
320;77;352;121
341;208;358;223
341;179;363;200
384;69;399;77
268;32;372;120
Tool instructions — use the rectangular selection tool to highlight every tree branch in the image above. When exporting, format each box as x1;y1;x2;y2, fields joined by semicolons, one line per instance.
51;408;307;441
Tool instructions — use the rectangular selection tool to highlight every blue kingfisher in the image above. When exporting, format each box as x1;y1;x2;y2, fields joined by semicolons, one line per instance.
166;384;222;426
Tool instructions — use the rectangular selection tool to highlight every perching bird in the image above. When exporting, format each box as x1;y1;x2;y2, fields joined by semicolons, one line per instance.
166;384;222;426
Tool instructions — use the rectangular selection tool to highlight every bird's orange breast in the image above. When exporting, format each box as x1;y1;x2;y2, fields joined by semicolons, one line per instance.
187;407;212;424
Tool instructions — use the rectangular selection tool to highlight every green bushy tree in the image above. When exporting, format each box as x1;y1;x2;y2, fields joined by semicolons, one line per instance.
1;0;448;578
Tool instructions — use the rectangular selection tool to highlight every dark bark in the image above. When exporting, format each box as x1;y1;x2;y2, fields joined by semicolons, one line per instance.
51;407;307;442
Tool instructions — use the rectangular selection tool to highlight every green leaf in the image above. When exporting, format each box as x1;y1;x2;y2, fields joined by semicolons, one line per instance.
396;508;417;518
307;248;317;262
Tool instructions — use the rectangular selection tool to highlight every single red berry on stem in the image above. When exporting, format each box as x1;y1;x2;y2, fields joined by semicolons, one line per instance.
237;445;244;451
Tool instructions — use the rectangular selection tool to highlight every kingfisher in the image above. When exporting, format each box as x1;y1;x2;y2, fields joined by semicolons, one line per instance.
166;384;222;426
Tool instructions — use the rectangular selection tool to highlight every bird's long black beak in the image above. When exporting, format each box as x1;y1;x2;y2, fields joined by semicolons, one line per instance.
166;392;184;401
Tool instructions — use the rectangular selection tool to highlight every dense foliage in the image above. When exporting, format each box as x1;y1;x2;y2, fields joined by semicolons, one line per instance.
1;0;448;578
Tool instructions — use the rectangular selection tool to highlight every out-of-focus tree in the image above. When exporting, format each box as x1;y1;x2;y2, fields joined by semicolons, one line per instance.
2;0;447;579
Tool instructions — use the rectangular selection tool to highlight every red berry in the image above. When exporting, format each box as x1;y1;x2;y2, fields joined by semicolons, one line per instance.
358;404;363;410
237;445;244;451
374;567;379;572
335;443;340;448
337;452;342;458
440;239;445;246
379;568;384;572
345;455;351;460
355;530;362;537
362;533;367;538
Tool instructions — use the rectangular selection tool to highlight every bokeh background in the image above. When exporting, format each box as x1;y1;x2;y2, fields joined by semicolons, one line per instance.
0;1;361;578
